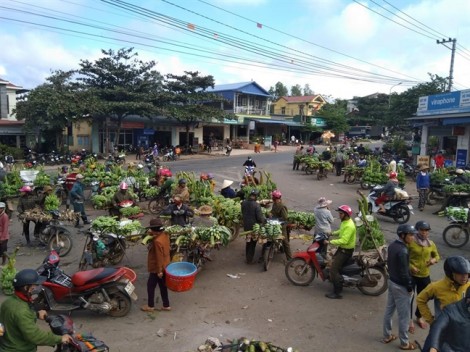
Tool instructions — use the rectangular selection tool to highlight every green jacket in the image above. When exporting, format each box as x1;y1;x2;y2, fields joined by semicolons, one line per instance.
331;218;356;249
407;240;440;278
0;295;62;351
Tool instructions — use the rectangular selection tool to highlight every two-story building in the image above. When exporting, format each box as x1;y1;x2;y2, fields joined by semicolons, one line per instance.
0;78;27;148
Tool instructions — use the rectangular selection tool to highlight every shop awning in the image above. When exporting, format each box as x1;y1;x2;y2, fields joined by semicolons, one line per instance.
442;117;470;125
251;119;303;127
408;112;470;121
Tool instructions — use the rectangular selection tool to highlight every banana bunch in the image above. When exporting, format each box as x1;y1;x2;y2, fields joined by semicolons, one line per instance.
261;223;283;240
226;338;298;352
211;196;241;227
194;225;232;246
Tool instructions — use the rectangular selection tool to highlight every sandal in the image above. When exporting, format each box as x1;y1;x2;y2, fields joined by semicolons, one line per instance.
156;306;172;311
399;342;417;350
140;305;156;312
381;335;397;344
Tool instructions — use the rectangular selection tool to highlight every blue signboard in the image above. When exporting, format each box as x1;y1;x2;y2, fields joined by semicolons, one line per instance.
456;149;467;168
143;128;154;135
427;91;461;111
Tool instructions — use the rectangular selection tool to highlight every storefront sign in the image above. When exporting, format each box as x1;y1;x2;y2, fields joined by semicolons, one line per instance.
122;122;144;129
417;155;430;168
453;126;466;136
143;128;154;135
427;91;461;111
456;149;467;168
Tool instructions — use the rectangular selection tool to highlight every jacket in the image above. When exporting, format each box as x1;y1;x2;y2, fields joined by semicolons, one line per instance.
70;181;84;202
0;212;9;241
387;239;413;292
221;187;237;199
112;190;134;206
270;202;288;222
17;195;37;214
241;199;265;231
147;231;171;274
171;185;190;203
313;206;334;234
0;294;62;351
417;277;470;323
423;297;470;352
331;218;356;249
161;203;194;227
408;240;440;278
416;172;431;189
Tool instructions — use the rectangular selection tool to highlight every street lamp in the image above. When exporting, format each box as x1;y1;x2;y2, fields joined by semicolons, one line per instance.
388;82;403;107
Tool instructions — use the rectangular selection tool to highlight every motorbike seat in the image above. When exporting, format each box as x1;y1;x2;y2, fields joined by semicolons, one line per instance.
72;267;118;287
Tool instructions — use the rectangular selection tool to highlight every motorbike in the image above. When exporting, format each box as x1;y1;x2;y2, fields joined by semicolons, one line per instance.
366;186;413;224
285;233;388;296
148;193;170;214
261;219;285;271
442;217;470;248
225;145;232;156
426;179;452;205
36;249;137;317
244;165;255;176
144;153;159;173
78;227;127;271
162;148;177;162
4;155;14;171
45;314;109;351
38;210;74;257
114;153;126;165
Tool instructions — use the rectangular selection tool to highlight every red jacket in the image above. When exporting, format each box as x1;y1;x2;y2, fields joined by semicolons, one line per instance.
65;173;78;191
0;212;9;241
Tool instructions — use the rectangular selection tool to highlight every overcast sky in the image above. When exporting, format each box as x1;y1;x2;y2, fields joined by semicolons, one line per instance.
1;0;469;99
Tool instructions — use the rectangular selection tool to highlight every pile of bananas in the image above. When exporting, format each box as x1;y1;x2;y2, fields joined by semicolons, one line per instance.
251;223;283;241
197;337;298;352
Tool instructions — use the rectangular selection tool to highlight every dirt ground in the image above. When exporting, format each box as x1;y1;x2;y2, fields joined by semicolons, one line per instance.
0;148;452;352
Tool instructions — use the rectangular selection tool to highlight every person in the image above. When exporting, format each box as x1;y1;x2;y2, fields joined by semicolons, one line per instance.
69;174;90;228
382;224;416;350
193;205;217;228
321;147;331;161
408;221;440;333
35;185;54;238
416;165;431;211
172;179;190;204
158;169;174;197
454;168;470;184
376;172;399;213
291;135;296;145
434;151;445;169
161;196;194;226
334;149;344;176
141;218;171;312
357;155;367;167
200;173;215;192
17;186;38;245
324;205;356;299
152;143;159;159
422;286;470;352
64;168;78;210
292;146;304;171
110;182;134;218
241;189;266;264
0;202;9;266
243;156;257;168
313;197;334;235
220;179;237;199
0;269;72;351
417;256;470;325
273;139;279;153
135;145;141;160
265;190;291;261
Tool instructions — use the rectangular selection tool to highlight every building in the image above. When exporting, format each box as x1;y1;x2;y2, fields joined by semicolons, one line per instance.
0;78;27;148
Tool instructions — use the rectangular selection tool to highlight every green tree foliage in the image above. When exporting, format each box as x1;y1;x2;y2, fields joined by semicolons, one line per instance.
76;47;163;147
352;93;389;126
319;99;349;134
161;71;230;147
303;84;314;96
268;82;289;100
290;84;302;96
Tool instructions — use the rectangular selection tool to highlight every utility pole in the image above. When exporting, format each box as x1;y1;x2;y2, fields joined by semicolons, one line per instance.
436;38;457;92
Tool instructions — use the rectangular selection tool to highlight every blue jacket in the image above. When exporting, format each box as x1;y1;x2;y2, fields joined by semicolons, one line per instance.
416;172;431;189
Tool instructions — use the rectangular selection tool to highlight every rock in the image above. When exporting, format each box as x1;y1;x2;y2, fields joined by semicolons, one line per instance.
156;328;166;337
205;337;221;347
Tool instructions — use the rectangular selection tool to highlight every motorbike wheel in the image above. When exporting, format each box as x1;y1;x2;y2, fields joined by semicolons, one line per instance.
357;266;388;296
360;181;373;190
109;243;126;265
230;224;240;242
393;205;410;224
317;170;327;180
305;167;313;175
426;191;439;206
443;224;470;248
48;231;73;257
148;197;166;214
285;258;315;286
346;174;356;184
108;290;132;317
263;244;276;271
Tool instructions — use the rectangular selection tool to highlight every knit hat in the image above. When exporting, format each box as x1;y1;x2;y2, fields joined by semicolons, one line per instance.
317;197;332;208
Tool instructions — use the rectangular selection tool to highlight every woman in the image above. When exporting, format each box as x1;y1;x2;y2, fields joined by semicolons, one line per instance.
0;202;9;265
141;218;171;312
408;220;440;333
313;197;334;235
416;165;431;211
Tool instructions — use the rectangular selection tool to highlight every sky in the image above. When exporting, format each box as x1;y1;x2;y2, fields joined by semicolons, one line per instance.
1;0;470;100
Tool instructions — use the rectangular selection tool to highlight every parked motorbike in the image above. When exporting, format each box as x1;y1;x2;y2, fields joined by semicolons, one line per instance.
427;179;452;205
78;228;127;271
366;186;413;224
114;153;126;165
285;233;388;296
36;249;137;317
261;219;285;271
45;314;109;351
38;210;73;257
442;217;470;248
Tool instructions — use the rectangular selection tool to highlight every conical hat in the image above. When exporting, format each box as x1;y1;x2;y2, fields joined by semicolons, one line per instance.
221;179;233;189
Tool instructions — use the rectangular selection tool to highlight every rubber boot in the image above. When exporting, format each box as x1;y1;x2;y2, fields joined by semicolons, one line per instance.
245;241;256;264
82;216;91;225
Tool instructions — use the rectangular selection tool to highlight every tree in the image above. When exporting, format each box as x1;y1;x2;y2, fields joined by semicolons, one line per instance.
76;47;163;150
15;70;83;151
290;84;302;96
303;84;314;96
319;99;349;134
353;93;389;126
268;82;288;101
162;71;231;147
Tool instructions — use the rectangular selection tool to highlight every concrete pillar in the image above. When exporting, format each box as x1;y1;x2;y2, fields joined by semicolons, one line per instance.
420;125;428;156
456;126;470;166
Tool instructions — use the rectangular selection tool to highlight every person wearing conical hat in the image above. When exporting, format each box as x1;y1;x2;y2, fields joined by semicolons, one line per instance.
220;180;236;199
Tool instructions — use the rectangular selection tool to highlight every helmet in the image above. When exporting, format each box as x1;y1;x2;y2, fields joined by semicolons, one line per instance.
250;189;260;197
13;269;46;288
396;224;417;237
119;182;128;190
415;221;431;231
178;178;187;185
19;186;32;193
137;164;144;169
444;256;470;280
271;190;282;199
389;172;398;179
200;173;208;181
336;205;352;217
159;169;172;177
248;156;252;160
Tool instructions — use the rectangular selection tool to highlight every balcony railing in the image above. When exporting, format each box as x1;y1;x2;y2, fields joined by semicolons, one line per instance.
224;106;268;115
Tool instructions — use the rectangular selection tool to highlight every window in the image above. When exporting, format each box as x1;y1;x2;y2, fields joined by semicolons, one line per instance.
77;135;90;146
281;107;286;114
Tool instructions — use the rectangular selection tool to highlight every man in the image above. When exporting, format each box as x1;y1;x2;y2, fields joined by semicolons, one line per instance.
266;190;291;261
422;286;470;352
416;165;431;211
241;189;266;264
35;185;54;238
0;269;72;351
313;197;334;235
292;146;304;171
64;168;79;210
434;151;445;169
192;205;217;228
454;168;470;185
161;196;194;226
243;156;257;168
334;149;344;176
324;205;356;299
172;179;190;204
69;174;90;228
17;186;38;245
417;256;470;325
382;224;416;350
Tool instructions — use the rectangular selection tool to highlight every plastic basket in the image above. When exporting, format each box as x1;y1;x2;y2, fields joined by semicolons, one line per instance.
165;262;197;292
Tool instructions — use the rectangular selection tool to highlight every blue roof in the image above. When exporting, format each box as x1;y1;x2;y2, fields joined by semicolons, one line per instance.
207;81;271;97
